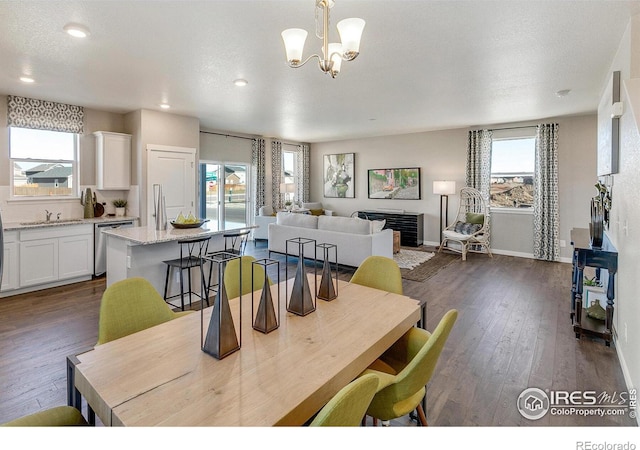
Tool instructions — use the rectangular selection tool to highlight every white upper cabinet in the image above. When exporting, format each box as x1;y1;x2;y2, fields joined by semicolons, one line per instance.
94;131;131;190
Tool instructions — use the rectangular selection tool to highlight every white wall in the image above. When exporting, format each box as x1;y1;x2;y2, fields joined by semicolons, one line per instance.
311;114;597;260
600;14;640;404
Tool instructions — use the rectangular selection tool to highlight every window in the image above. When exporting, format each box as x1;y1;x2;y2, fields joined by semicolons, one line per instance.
490;137;535;209
10;127;79;198
282;150;296;185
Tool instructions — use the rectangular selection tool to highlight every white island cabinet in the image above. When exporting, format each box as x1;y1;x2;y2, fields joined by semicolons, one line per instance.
103;223;254;302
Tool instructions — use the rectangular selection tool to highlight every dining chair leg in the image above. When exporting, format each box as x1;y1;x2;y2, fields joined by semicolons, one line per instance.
163;266;171;302
187;267;193;308
416;403;428;426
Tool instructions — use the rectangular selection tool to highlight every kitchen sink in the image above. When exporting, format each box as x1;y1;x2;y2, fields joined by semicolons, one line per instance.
20;219;85;225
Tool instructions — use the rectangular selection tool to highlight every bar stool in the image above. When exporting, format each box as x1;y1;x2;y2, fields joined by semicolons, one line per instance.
162;236;211;311
223;229;250;255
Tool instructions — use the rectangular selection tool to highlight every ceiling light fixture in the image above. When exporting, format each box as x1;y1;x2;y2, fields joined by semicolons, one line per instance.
63;23;90;38
281;0;365;78
234;79;248;87
160;103;171;110
19;76;35;83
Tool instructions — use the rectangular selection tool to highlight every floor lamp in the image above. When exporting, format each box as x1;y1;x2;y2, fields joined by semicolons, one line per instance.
433;181;456;243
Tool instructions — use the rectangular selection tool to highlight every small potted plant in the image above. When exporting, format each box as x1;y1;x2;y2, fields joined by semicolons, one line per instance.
113;199;127;217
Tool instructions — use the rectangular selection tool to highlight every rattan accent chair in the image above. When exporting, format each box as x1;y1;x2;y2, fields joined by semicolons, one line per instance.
438;187;493;261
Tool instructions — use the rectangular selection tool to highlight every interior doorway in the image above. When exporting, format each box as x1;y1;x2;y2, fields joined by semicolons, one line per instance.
200;162;249;231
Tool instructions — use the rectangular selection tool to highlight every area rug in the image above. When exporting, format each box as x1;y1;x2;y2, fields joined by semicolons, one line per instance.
394;249;435;269
395;248;460;282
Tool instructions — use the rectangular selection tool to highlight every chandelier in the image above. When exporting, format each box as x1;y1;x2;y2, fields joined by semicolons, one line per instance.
281;0;365;78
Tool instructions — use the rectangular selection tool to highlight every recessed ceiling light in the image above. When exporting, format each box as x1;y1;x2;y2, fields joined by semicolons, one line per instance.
555;89;571;98
160;103;171;110
234;79;248;87
19;76;35;83
63;23;90;38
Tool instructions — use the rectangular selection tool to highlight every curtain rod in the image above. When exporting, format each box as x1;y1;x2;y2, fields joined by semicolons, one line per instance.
199;130;302;146
488;125;537;131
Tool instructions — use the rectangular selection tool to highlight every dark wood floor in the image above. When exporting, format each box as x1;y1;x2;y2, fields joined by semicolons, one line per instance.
0;243;635;426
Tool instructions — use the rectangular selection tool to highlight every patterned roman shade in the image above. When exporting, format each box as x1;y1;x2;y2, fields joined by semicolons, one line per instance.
7;95;84;134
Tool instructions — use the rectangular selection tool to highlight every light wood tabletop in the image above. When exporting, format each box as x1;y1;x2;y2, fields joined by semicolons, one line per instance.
75;275;421;426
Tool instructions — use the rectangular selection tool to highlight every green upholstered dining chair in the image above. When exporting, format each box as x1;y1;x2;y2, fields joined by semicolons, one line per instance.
97;277;193;345
350;255;403;295
361;309;458;426
309;373;379;427
223;256;272;300
1;406;87;426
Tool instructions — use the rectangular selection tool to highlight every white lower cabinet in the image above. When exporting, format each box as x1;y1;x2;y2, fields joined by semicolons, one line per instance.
20;238;58;286
2;232;19;292
4;224;94;294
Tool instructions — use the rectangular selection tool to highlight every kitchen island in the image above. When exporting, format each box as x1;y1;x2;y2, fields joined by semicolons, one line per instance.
103;222;254;305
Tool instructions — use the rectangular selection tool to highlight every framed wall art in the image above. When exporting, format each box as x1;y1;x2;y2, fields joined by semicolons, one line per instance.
597;71;621;176
367;167;421;200
323;153;355;198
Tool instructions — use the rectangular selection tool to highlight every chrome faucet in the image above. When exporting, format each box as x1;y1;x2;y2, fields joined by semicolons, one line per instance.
45;210;52;222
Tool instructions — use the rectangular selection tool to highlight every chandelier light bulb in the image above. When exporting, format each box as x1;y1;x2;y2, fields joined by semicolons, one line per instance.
337;18;365;59
281;28;308;65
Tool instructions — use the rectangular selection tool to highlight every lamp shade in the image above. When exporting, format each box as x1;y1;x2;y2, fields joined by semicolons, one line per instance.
433;180;456;196
281;28;308;64
280;183;295;194
323;43;343;74
337;18;365;57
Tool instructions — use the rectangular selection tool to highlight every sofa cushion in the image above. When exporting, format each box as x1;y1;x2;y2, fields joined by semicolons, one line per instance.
371;219;386;233
317;215;371;235
259;205;274;216
276;212;318;229
303;202;323;210
309;208;324;216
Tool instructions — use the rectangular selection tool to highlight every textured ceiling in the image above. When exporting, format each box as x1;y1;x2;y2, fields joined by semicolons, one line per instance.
1;1;639;143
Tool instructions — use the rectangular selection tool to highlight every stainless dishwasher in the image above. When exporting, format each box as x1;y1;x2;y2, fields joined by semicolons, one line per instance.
94;220;135;276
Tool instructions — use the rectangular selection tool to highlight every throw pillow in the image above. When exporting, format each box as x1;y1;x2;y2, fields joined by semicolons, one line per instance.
371;219;386;233
465;212;485;224
453;221;482;235
309;208;324;216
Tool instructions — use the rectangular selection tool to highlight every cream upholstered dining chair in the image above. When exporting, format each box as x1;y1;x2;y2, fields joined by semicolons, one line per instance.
438;187;493;261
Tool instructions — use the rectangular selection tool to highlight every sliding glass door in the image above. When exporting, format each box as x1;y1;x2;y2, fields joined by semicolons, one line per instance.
200;162;249;231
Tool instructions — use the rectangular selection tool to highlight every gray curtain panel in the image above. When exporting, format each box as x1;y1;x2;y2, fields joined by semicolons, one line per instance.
252;138;266;216
271;140;283;210
466;129;493;246
466;129;492;198
298;143;310;204
534;123;560;261
7;95;84;133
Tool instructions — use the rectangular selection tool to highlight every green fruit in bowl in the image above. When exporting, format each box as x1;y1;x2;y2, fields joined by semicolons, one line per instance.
175;212;186;224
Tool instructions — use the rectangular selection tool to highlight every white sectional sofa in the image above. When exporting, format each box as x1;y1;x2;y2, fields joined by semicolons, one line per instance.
268;212;393;267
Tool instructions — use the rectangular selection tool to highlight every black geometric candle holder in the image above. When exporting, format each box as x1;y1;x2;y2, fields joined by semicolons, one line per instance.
286;237;317;316
251;258;280;334
316;243;338;301
201;251;241;360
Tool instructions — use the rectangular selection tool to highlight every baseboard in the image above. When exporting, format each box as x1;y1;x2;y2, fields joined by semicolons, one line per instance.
421;241;572;263
613;331;639;426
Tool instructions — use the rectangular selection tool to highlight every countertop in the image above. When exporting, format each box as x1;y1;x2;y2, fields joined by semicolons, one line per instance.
102;222;255;245
3;216;139;231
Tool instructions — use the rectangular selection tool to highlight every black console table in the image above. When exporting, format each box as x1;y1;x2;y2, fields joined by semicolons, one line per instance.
570;228;618;346
357;210;424;247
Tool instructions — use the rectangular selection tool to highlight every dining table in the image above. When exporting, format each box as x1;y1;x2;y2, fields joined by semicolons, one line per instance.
74;274;421;426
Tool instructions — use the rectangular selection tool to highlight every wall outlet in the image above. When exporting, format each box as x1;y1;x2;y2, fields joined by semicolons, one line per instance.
560;240;566;248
